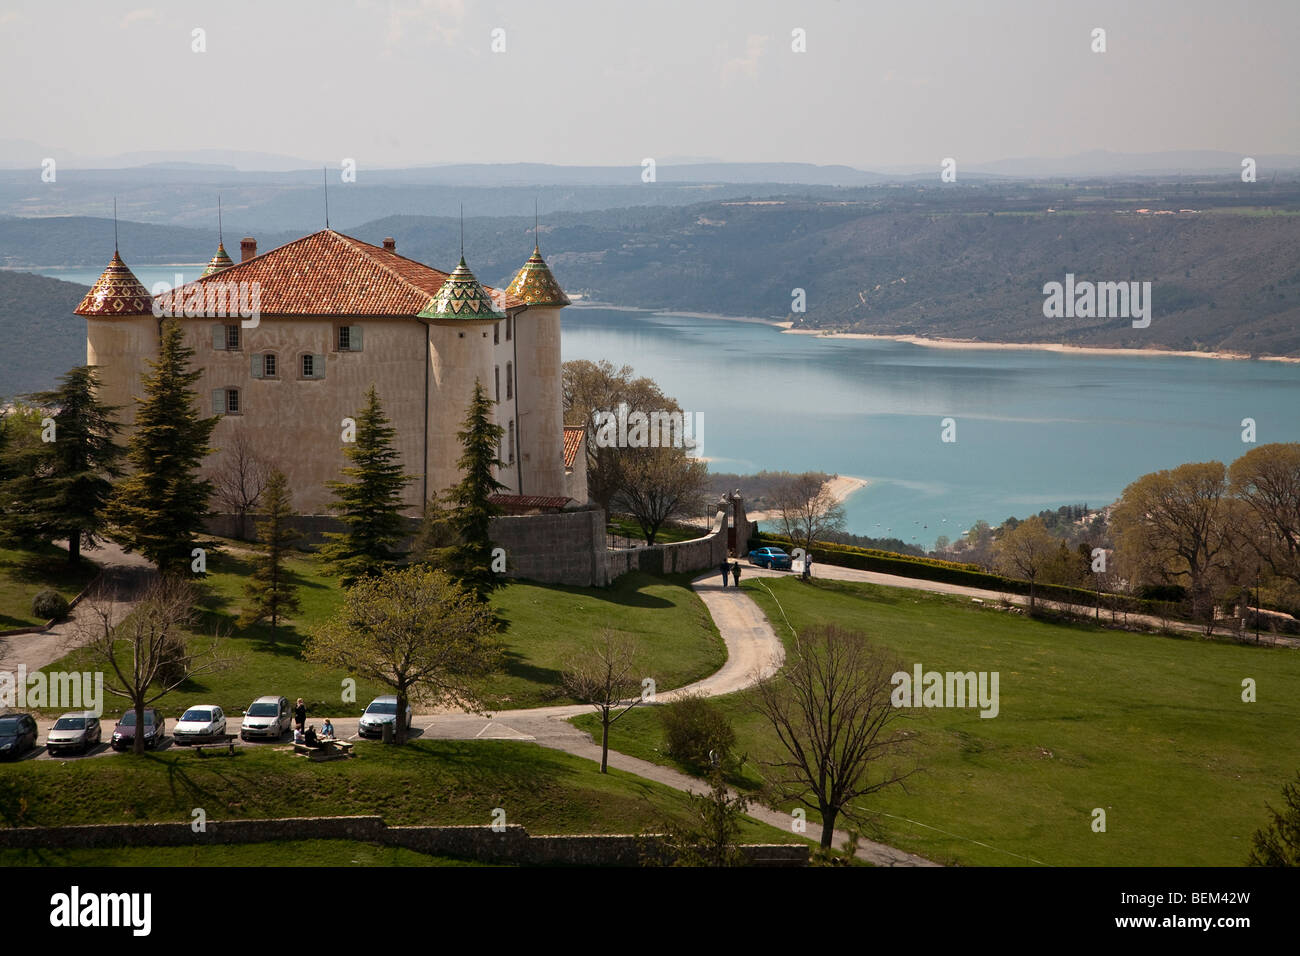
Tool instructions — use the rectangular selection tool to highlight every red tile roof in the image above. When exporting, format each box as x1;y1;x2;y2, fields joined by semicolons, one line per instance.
152;229;524;318
563;426;585;469
489;494;572;513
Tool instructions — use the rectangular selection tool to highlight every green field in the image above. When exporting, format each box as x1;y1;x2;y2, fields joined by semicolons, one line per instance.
0;840;493;867
574;577;1300;866
39;548;723;718
0;543;100;630
0;738;797;848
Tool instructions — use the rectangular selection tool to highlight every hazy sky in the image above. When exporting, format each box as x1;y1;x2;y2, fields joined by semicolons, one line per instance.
3;0;1297;169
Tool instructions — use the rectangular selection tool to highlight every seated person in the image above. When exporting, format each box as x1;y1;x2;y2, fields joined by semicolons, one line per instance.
303;724;319;747
293;727;304;745
320;718;335;740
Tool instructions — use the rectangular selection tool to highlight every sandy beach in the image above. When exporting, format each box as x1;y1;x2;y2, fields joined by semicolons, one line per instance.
781;328;1300;363
744;474;869;524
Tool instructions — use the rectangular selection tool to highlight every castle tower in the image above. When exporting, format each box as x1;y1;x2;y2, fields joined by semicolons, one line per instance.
418;256;506;500
76;249;157;427
506;243;570;498
200;241;234;277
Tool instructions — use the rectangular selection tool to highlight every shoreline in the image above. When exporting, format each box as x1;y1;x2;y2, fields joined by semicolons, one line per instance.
744;474;869;524
782;328;1300;363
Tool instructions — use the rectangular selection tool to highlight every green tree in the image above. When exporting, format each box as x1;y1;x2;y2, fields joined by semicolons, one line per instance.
993;516;1058;611
431;380;506;602
649;768;751;867
238;469;301;640
305;565;502;745
320;385;412;585
107;321;217;575
1249;770;1300;866
0;366;124;562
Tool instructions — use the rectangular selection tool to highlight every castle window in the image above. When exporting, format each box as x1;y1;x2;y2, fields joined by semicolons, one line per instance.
506;362;513;399
494;323;499;345
250;352;278;378
212;387;241;415
299;353;326;380
495;365;500;402
508;420;515;465
336;324;363;352
212;324;241;351
506;316;512;341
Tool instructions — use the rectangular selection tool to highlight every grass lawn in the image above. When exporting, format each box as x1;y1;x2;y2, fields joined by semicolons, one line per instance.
607;514;709;545
0;542;100;630
0;840;492;867
38;549;723;719
574;577;1300;866
0;738;796;848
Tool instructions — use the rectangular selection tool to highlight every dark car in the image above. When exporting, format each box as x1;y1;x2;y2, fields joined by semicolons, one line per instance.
748;547;793;570
0;713;39;760
110;708;165;751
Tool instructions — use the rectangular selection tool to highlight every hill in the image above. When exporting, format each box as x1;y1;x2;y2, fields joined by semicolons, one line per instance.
0;271;88;399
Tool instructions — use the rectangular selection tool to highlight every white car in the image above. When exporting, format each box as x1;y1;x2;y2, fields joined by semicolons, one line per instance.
46;712;102;755
240;696;291;741
173;705;226;744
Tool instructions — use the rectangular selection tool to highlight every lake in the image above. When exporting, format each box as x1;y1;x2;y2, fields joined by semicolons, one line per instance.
561;307;1300;549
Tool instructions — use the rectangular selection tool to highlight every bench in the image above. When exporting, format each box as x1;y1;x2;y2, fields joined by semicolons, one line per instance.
191;734;237;757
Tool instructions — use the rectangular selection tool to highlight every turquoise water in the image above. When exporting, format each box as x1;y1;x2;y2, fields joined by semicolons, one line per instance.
561;307;1300;549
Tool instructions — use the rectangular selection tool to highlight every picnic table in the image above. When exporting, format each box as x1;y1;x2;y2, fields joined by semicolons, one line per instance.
293;738;355;761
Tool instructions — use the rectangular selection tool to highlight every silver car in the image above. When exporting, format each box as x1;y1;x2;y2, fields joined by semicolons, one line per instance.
358;696;413;738
173;705;226;744
46;712;102;755
240;695;291;741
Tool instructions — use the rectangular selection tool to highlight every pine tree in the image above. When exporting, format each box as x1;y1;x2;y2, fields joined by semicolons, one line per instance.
0;366;125;562
107;321;217;575
320;385;412;585
239;469;302;640
434;380;506;602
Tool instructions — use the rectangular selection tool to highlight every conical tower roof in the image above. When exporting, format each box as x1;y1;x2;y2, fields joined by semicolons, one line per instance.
200;241;235;277
74;251;154;316
419;257;505;320
506;244;570;307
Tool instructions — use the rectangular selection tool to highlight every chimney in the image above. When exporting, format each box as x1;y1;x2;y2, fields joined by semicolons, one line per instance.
382;237;396;252
240;237;257;262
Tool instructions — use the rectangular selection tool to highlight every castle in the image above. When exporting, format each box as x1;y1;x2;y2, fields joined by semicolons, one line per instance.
75;229;588;516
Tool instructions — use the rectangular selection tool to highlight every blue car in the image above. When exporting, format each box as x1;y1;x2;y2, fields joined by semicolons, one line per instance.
748;547;792;570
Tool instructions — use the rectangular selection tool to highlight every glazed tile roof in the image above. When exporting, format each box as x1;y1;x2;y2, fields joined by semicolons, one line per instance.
563;426;585;469
200;241;235;277
418;256;507;321
151;230;522;318
506;245;570;307
74;251;154;316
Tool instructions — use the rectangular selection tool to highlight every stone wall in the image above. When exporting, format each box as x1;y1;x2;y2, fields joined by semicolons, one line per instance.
489;506;608;587
0;816;808;867
604;499;738;582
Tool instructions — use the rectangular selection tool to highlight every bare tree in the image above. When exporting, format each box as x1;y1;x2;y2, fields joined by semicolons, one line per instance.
773;472;847;559
614;448;709;545
73;575;229;755
211;429;271;539
563;630;646;773
750;624;913;849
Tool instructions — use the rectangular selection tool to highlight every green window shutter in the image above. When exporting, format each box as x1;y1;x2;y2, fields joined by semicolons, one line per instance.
313;354;326;379
212;325;225;350
250;353;264;379
351;325;362;351
212;389;226;414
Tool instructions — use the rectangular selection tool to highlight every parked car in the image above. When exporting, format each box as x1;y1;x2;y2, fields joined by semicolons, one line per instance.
240;696;291;741
111;707;165;751
357;696;413;739
748;547;793;570
173;705;226;744
0;713;38;760
46;712;102;755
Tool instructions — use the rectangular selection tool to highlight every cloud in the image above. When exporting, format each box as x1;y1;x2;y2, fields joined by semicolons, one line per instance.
371;0;466;51
121;8;159;28
720;34;767;83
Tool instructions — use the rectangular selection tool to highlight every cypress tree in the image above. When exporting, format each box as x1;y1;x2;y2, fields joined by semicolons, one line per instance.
437;380;506;602
320;384;412;585
107;321;217;575
0;366;124;562
239;469;301;640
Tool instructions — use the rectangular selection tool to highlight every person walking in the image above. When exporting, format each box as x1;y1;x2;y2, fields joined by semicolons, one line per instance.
293;698;307;734
731;560;741;588
719;559;730;588
802;551;813;581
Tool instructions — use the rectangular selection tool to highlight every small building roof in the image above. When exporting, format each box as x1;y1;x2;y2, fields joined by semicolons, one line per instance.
506;245;570;307
563;426;586;469
489;494;573;514
74;251;154;316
